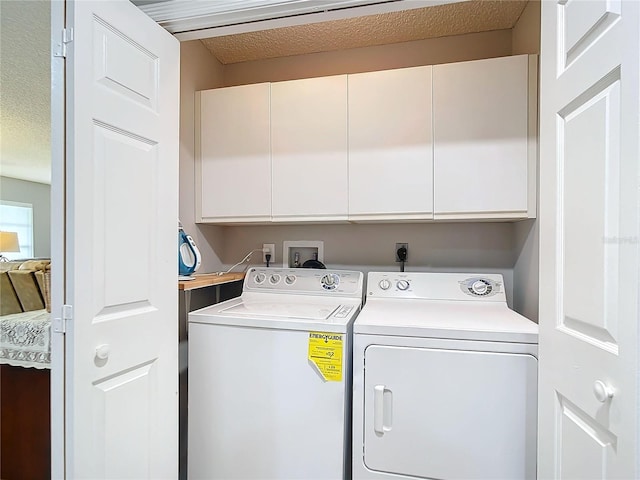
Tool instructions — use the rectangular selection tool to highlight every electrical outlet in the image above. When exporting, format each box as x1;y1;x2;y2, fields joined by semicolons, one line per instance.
263;244;275;263
395;243;408;262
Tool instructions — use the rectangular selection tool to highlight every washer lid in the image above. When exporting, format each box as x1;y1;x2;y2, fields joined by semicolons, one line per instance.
354;299;538;343
219;301;339;320
189;294;360;333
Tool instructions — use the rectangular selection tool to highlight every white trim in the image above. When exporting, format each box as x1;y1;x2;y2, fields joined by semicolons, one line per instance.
50;0;66;478
141;0;388;22
0;199;32;208
527;54;538;219
167;0;465;40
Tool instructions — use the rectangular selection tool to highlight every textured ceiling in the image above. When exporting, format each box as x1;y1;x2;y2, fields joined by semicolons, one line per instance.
0;1;51;184
202;0;528;64
0;0;527;185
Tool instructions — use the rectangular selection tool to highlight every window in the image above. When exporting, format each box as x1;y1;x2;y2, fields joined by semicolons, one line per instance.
0;201;34;259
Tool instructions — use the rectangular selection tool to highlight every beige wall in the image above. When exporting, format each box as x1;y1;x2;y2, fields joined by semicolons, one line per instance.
224;29;512;86
223;222;517;306
513;219;539;321
179;40;226;273
512;0;541;55
512;0;540;320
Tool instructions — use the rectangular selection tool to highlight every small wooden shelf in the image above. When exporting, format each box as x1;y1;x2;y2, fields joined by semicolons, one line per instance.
179;272;245;291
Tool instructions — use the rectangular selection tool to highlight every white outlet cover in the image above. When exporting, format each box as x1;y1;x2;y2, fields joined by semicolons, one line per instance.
263;243;275;263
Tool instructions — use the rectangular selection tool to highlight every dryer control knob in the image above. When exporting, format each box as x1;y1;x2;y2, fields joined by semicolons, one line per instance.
254;273;266;284
379;279;391;290
471;279;490;295
396;280;410;291
285;275;296;285
269;274;281;284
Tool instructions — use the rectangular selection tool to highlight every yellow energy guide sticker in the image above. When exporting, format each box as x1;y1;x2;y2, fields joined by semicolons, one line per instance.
308;332;343;382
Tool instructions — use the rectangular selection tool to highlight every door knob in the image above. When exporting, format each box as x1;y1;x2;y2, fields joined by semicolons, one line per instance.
593;380;615;402
95;344;110;360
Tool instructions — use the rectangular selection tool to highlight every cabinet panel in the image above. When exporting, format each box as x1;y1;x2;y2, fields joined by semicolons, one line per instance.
348;66;433;221
433;55;534;219
271;76;348;221
196;84;271;222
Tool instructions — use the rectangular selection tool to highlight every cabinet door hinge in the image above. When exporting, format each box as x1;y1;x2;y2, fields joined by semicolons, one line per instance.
53;28;74;58
53;304;73;334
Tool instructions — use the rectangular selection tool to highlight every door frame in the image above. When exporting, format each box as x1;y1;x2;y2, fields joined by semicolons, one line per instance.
50;0;66;478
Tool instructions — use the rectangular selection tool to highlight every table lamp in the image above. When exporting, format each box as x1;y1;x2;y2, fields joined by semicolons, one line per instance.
0;231;20;261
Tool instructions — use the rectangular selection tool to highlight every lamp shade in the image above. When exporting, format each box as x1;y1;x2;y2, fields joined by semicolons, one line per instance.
0;231;20;252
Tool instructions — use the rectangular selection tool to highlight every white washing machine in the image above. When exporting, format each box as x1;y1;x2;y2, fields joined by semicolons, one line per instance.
189;267;364;480
352;272;539;480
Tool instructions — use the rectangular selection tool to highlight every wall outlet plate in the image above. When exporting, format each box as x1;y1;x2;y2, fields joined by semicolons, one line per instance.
263;244;275;263
395;243;408;262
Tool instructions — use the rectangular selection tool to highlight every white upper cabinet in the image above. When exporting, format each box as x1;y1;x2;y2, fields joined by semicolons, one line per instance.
196;83;271;223
433;54;537;219
348;66;433;221
271;75;348;222
195;55;537;224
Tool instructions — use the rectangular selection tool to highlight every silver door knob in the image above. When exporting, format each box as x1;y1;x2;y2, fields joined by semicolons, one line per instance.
593;380;615;402
95;344;110;360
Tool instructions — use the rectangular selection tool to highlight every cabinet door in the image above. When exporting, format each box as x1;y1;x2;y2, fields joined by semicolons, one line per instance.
196;83;271;222
349;66;433;221
271;76;348;221
433;55;536;219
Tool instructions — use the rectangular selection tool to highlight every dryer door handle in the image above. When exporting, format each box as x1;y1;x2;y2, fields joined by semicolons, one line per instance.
373;385;393;435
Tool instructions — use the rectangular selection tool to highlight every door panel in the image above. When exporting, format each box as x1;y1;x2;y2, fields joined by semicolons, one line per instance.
93;361;157;478
561;0;621;67
559;73;620;350
93;18;159;109
363;345;537;480
556;394;617;479
94;124;157;312
65;1;179;478
539;0;639;477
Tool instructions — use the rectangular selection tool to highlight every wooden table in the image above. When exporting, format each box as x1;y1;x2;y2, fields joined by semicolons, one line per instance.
179;271;245;293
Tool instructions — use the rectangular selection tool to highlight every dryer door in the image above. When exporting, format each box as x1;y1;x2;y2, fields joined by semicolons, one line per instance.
363;345;537;479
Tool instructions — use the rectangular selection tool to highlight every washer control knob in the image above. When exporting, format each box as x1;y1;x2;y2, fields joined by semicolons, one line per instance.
254;273;266;284
593;380;615;403
321;274;340;290
269;274;281;285
378;279;391;290
396;280;410;291
285;275;296;285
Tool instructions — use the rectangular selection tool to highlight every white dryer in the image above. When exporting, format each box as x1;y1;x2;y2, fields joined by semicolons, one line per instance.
189;267;364;480
352;272;538;480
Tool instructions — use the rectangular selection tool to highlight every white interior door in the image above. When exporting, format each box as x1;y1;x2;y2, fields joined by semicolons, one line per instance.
538;1;639;478
62;1;179;477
